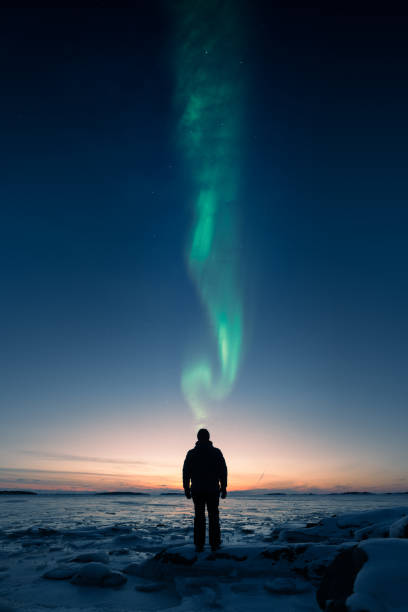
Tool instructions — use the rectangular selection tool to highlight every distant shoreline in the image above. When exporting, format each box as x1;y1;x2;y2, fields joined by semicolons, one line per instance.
0;490;37;495
1;489;407;496
94;491;150;496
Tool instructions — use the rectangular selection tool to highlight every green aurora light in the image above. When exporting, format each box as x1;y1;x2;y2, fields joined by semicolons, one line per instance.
174;0;245;422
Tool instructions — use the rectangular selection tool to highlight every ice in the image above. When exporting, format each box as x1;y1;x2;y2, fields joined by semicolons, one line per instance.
1;493;408;610
136;580;168;592
43;566;77;580
100;570;128;587
336;506;408;528
389;514;408;538
264;576;311;594
109;547;130;556
72;551;110;563
70;562;117;586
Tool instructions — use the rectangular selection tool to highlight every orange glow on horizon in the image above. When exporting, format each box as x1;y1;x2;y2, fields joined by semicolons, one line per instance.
1;467;406;494
2;409;407;494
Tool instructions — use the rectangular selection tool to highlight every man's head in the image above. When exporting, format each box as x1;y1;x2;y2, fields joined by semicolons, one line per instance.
197;428;210;442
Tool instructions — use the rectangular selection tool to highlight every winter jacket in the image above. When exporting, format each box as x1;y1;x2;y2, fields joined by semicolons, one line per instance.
183;440;227;494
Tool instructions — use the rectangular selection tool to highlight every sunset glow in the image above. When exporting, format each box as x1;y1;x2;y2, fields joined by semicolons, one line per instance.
2;403;407;493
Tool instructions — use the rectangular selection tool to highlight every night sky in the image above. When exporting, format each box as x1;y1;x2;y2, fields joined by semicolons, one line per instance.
1;4;407;492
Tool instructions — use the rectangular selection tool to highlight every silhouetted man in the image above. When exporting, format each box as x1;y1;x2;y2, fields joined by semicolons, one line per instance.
183;429;227;552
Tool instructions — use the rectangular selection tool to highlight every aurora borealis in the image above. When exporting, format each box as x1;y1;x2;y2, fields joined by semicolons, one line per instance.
174;0;244;422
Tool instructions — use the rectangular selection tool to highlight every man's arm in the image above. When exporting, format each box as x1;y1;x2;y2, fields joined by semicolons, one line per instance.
218;451;228;497
182;451;192;498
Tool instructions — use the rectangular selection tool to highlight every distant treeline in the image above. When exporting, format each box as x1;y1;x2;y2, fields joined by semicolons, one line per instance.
94;491;150;496
0;490;37;495
264;491;408;496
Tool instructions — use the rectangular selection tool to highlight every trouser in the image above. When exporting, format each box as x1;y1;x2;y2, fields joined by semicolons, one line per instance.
192;491;221;549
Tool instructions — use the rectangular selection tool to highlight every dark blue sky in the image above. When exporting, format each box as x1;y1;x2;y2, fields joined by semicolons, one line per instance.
1;4;407;491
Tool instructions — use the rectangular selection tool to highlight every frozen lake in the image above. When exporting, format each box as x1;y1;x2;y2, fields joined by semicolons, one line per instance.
1;493;407;611
1;492;407;537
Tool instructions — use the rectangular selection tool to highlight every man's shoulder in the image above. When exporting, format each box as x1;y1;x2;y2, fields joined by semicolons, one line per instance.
186;445;223;456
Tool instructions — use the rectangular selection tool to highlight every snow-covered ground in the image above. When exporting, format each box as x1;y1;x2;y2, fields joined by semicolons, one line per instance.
0;494;407;611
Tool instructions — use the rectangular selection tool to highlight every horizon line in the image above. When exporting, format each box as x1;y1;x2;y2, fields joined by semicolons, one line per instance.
2;487;408;495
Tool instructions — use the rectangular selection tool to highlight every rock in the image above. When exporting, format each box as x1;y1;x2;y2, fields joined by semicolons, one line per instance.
35;563;47;571
346;539;408;612
9;526;58;538
262;545;307;563
136;581;167;592
71;562;111;586
102;571;127;587
316;546;367;610
278;528;325;543
354;524;389;540
109;548;130;556
100;525;132;536
22;540;44;547
71;562;127;588
37;527;59;536
389;515;408;538
154;549;197;566
124;562;142;576
0;602;16;612
43;566;77;580
264;578;310;595
72;552;109;564
114;534;141;545
206;551;247;562
344;593;386;612
325;603;348;611
231;583;255;593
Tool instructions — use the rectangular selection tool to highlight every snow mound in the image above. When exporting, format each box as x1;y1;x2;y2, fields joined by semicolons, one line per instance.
264;577;311;594
72;551;109;564
389;515;408;538
43;565;77;580
123;562;143;575
336;507;407;529
70;562;127;587
135;580;168;592
347;539;408;612
135;542;341;590
102;571;128;587
316;545;367;610
276;507;408;546
317;536;408;611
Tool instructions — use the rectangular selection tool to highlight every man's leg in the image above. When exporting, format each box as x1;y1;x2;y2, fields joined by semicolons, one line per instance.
207;492;221;550
192;494;206;551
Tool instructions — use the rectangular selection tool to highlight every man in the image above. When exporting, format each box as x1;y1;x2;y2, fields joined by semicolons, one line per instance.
183;429;227;552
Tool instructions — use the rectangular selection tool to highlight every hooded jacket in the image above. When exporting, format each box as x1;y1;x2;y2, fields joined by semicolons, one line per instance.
183;440;227;494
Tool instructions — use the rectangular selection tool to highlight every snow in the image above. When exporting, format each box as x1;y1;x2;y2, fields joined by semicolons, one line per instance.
72;551;110;564
43;566;77;580
347;538;408;612
70;561;112;586
389;515;408;538
1;494;408;611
